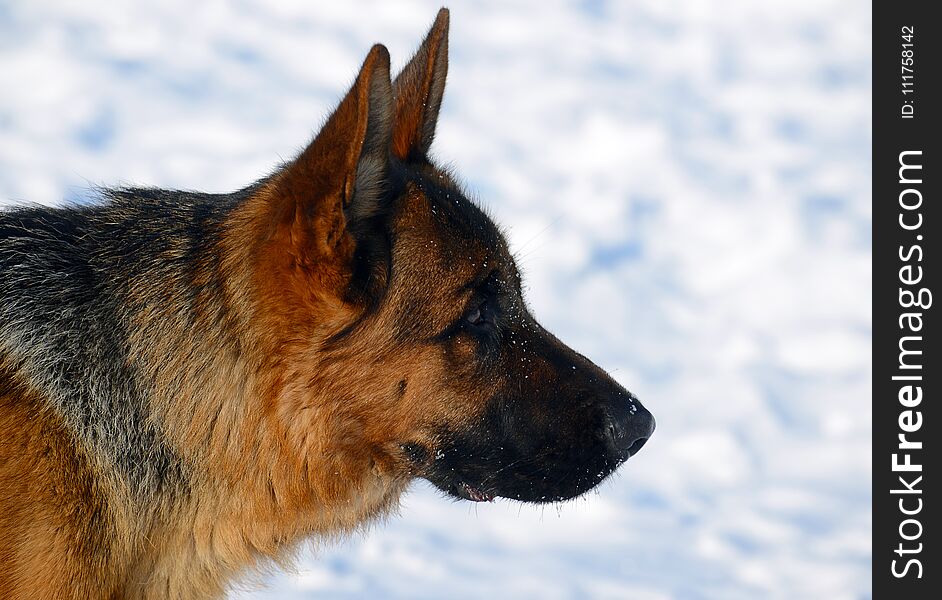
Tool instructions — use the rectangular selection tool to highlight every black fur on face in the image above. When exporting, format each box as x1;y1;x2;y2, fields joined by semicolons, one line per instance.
423;315;654;503
393;172;655;504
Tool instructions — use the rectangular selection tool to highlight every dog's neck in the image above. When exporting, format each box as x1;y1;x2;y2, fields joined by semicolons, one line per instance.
93;194;411;598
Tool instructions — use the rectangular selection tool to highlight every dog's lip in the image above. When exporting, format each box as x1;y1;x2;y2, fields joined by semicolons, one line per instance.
455;481;494;503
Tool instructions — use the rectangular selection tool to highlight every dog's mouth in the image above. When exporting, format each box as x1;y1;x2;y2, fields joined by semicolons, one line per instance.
424;459;625;504
437;473;498;503
401;442;496;502
433;475;496;503
454;481;494;503
413;443;616;505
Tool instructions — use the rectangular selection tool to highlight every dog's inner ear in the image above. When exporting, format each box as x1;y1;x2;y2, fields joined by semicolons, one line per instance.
392;8;449;163
271;44;393;283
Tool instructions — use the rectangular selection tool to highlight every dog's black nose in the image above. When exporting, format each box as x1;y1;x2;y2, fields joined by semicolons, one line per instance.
603;397;655;461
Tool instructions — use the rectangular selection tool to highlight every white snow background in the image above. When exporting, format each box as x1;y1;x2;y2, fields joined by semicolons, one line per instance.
0;1;871;598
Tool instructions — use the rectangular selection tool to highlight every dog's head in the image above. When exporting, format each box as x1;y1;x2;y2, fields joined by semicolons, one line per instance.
243;9;653;505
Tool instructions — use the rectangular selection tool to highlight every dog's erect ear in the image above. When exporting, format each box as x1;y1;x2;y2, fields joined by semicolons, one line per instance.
391;8;449;162
272;44;393;272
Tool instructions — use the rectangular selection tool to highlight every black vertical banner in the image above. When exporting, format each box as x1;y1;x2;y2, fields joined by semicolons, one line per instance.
874;2;940;598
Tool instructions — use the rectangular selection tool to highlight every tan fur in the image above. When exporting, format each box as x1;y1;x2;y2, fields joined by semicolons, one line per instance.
0;10;524;598
0;368;125;599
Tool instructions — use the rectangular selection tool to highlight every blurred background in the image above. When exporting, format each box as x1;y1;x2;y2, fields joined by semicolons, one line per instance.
0;1;871;598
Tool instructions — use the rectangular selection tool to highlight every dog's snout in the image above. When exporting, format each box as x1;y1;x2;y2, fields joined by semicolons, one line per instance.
603;396;655;461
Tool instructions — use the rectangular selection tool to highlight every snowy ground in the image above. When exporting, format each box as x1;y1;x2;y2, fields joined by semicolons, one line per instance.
0;1;871;598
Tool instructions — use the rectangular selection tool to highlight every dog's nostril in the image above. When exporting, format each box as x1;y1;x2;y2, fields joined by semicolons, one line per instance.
603;402;654;461
626;437;648;456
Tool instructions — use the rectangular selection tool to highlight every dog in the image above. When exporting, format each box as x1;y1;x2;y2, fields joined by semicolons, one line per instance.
0;9;654;599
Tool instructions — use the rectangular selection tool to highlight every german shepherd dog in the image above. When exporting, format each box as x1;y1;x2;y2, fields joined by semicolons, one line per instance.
0;9;654;599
